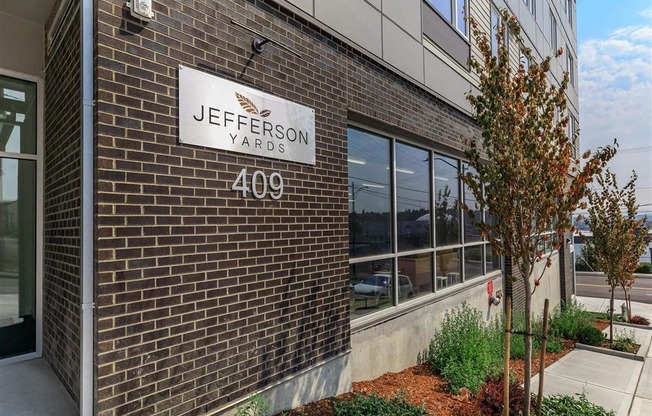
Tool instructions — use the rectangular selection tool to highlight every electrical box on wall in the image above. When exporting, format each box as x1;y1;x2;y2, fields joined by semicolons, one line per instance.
126;0;154;21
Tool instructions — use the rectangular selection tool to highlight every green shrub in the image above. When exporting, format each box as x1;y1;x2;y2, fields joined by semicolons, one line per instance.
612;329;636;352
550;301;594;341
541;393;615;416
576;325;604;346
427;302;502;394
235;394;270;416
332;393;429;416
635;262;652;274
509;311;543;359
545;337;564;353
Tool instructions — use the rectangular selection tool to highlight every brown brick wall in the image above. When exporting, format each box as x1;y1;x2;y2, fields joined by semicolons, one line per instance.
43;3;82;406
94;0;478;414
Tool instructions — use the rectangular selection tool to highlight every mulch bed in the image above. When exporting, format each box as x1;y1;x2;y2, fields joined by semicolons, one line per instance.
275;318;614;416
277;346;573;416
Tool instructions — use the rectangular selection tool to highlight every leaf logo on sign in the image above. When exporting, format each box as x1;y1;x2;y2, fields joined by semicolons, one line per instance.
235;92;271;117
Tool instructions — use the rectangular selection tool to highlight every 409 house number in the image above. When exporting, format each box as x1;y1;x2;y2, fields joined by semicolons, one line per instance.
231;168;284;199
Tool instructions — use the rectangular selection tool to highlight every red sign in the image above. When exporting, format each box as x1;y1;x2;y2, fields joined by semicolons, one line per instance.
487;281;494;295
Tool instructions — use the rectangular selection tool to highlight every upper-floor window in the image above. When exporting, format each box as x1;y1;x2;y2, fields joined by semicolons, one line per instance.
520;51;530;72
530;0;536;18
428;0;468;37
567;49;575;87
565;0;573;27
522;0;536;18
549;9;557;51
491;7;500;59
568;115;579;158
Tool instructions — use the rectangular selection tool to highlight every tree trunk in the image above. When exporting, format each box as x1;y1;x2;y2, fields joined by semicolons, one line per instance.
609;285;615;343
523;277;533;416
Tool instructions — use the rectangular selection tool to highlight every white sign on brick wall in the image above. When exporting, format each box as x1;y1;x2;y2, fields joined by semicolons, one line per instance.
178;65;316;165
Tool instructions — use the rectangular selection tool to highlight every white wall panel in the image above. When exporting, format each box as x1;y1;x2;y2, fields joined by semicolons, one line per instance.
382;0;421;40
382;17;424;82
315;0;382;57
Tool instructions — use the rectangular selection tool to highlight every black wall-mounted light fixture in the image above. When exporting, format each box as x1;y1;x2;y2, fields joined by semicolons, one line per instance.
231;19;302;58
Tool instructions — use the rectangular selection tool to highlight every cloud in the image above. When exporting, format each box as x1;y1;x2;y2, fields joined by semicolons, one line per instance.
611;25;652;41
638;8;652;19
579;21;652;206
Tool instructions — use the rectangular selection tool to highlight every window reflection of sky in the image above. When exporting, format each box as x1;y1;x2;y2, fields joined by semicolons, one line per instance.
397;142;430;250
347;128;390;215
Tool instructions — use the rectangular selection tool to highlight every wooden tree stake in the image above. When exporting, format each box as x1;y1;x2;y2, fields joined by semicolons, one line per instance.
536;299;549;416
504;296;512;416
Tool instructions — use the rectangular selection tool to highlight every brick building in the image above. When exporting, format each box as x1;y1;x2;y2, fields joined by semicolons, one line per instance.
0;0;578;414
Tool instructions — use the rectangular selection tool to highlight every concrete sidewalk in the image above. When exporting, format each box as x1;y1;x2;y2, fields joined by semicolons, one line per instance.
531;296;652;416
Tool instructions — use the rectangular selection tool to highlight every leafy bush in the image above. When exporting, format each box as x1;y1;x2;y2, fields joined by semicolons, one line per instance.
576;325;604;346
630;315;650;326
549;301;594;341
427;302;503;394
478;374;529;416
635;262;652;274
612;329;636;352
545;337;564;353
509;311;543;359
332;393;428;416
540;393;615;416
236;394;270;416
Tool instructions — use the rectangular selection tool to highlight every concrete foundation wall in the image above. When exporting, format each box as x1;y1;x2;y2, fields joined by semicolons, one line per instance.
215;352;351;416
351;275;503;382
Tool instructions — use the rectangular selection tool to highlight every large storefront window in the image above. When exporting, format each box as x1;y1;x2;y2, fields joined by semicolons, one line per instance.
398;253;432;301
348;127;501;319
348;128;391;257
396;142;430;251
434;154;460;246
350;259;394;318
0;75;38;359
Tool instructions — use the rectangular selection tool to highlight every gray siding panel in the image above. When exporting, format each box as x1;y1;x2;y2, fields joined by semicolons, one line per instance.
422;2;470;68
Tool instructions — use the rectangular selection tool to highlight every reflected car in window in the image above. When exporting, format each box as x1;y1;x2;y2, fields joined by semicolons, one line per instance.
353;273;414;300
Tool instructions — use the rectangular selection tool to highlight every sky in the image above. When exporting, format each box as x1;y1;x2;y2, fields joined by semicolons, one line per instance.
577;0;652;214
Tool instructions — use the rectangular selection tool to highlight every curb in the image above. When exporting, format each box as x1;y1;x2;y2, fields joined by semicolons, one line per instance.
612;322;652;330
575;342;645;362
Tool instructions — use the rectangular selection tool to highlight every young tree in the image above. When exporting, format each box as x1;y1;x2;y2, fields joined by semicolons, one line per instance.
463;10;617;415
584;170;649;340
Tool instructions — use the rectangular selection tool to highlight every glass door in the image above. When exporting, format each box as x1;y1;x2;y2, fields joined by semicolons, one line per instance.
0;74;38;359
